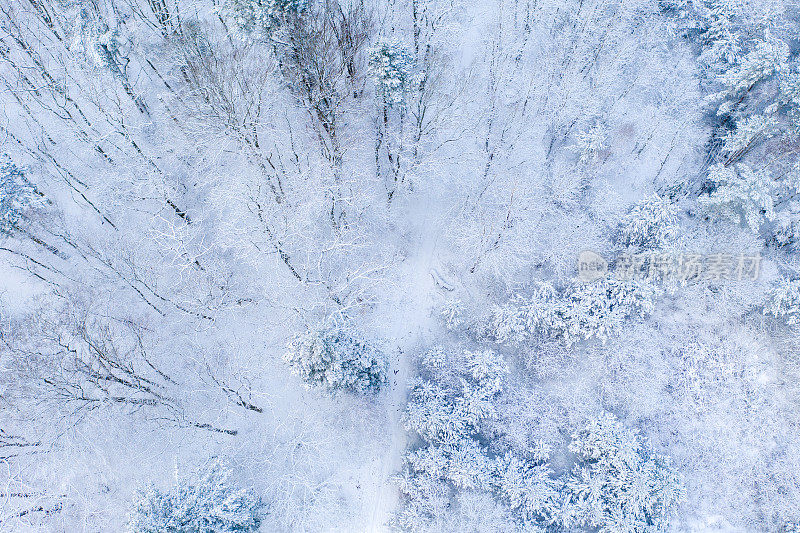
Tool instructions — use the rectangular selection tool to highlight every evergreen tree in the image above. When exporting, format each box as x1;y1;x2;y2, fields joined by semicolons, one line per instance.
493;449;561;525
284;320;388;393
764;278;800;327
129;459;264;533
0;156;43;236
222;0;308;39
488;279;660;347
698;0;741;69
397;348;560;530
620;194;680;249
369;41;414;107
562;412;684;533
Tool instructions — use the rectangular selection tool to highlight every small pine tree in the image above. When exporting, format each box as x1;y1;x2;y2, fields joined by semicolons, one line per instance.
369;41;414;107
620;194;680;249
0;156;43;236
284;320;388;393
562;412;684;533
129;459;264;533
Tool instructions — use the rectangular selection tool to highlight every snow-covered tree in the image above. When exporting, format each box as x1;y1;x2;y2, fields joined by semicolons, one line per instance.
711;30;789;114
405;436;495;491
370;41;414;107
699;163;775;233
403;348;506;443
620;194;680;249
396;348;506;529
222;0;308;39
487;279;660;346
719;115;779;162
397;347;560;530
697;0;742;69
284;320;388;393
562;412;685;533
688;3;800;250
573;124;608;164
764;278;800;327
0;156;43;236
493;449;561;525
129;459;264;533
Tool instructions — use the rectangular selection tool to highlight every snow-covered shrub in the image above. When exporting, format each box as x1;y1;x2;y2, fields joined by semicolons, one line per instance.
764;278;800;327
488;279;660;346
620;194;680;248
699;163;775;233
562;412;684;533
0;156;43;235
222;0;307;38
369;41;414;106
129;459;264;533
284;321;388;393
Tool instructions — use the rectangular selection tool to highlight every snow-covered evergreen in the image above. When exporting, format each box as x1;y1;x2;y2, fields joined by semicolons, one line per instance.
764;277;800;327
129;460;264;533
0;156;43;235
562;412;684;533
487;278;661;346
370;41;414;107
284;320;388;393
222;0;307;38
